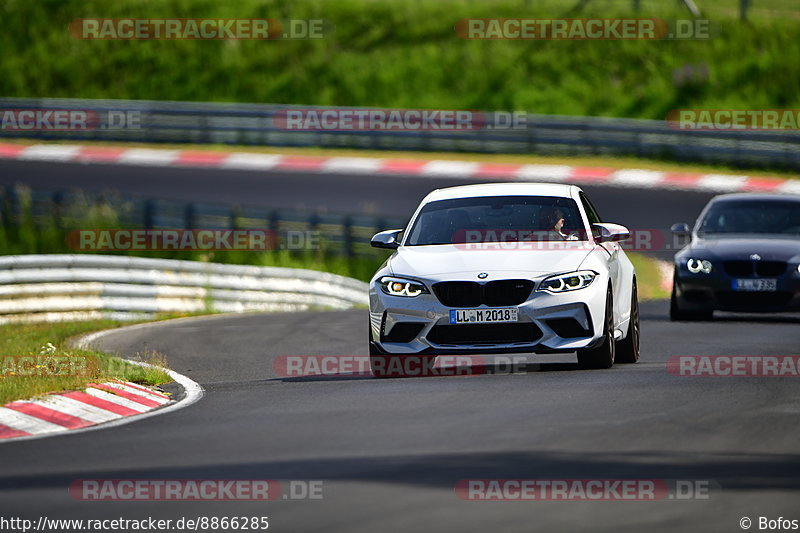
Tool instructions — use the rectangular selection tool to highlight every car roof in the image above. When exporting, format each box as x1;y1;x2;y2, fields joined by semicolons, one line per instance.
710;193;800;203
422;182;580;203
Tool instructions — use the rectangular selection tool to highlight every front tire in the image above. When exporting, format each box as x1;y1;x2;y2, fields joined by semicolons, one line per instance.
577;287;615;369
616;280;640;364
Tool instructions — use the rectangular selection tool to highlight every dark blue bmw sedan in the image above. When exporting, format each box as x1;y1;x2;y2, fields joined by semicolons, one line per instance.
670;193;800;320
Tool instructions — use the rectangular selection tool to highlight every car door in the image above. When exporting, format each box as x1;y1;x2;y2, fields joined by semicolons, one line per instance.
580;192;623;323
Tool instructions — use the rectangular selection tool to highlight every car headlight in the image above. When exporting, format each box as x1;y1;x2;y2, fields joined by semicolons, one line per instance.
687;258;713;274
538;271;597;293
379;276;429;297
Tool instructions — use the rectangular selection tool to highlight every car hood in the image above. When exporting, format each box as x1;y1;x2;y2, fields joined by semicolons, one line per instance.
687;235;800;262
388;243;594;279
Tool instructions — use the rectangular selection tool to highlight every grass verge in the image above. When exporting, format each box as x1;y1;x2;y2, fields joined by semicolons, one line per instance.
0;320;173;405
629;253;670;301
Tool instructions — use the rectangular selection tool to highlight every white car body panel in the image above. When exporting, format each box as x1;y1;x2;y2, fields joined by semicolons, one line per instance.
369;183;636;357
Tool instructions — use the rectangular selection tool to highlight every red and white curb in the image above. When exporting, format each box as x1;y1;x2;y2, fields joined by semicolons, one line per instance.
0;380;171;440
0;325;204;443
1;142;798;195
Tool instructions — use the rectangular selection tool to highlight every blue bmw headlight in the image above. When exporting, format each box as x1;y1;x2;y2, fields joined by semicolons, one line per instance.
687;258;713;274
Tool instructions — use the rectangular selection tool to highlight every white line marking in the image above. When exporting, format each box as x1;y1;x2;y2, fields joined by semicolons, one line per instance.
695;174;749;192
117;149;180;166
514;164;574;181
103;382;170;404
0;407;66;434
778;180;800;195
322;157;383;174
611;169;665;188
84;387;151;412
32;396;121;423
420;160;479;177
220;153;283;170
18;145;82;162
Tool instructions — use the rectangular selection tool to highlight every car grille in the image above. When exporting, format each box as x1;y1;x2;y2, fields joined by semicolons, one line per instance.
715;291;793;308
432;280;534;307
427;323;542;345
723;261;787;277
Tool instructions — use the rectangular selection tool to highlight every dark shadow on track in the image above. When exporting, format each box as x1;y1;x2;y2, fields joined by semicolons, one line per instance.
640;306;800;325
2;450;800;492
269;361;585;382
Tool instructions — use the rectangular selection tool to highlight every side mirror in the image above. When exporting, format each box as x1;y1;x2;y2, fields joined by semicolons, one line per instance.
370;229;403;249
592;223;631;244
670;223;691;237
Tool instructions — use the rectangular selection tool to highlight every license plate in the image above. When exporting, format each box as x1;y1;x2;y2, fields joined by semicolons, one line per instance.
732;278;777;292
449;308;518;324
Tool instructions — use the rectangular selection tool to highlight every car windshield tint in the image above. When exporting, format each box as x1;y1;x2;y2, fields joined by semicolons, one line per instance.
698;200;800;236
405;195;586;246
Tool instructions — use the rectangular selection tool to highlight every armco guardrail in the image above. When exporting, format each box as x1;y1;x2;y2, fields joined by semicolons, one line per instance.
1;185;406;258
1;97;798;171
0;255;368;324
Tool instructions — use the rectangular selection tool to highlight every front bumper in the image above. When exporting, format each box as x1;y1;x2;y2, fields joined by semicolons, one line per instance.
674;264;800;313
369;277;608;355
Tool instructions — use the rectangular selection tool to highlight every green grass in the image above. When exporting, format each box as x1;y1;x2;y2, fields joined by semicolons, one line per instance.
629;252;669;300
0;320;172;405
1;0;798;120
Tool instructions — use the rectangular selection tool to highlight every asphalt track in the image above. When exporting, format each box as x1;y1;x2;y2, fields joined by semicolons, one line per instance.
0;161;798;532
1;302;799;532
0;159;714;259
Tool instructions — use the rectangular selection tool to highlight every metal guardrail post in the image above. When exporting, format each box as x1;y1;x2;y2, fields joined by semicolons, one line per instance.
144;200;155;230
51;191;64;228
184;203;196;229
343;216;353;258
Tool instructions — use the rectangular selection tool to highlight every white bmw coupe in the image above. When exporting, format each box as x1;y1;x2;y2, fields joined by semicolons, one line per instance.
368;183;639;376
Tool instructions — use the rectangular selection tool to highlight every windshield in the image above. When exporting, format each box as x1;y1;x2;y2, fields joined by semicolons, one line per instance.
698;200;800;236
405;195;586;246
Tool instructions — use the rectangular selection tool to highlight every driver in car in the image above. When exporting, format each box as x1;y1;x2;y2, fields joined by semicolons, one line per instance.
540;207;578;241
